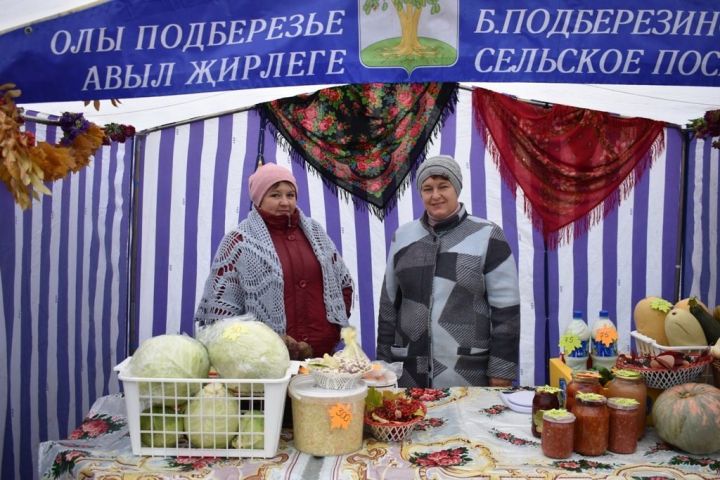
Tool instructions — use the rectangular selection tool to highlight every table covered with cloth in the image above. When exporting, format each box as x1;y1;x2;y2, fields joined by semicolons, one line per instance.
39;387;720;479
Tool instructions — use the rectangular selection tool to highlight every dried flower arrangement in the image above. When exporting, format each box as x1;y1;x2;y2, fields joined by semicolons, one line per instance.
688;109;720;149
0;83;135;209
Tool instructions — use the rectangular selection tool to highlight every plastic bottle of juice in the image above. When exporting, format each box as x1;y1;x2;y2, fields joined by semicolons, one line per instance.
560;311;591;371
590;310;618;371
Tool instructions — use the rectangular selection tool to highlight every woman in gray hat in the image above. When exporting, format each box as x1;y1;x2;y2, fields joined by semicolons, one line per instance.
376;155;520;388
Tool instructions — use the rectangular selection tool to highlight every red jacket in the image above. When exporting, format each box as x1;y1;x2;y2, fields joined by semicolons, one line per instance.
260;209;352;356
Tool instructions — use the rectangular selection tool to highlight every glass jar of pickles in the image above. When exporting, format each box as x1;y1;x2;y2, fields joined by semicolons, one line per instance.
565;370;603;413
607;397;640;454
573;392;609;456
532;386;561;438
605;369;647;439
541;409;576;459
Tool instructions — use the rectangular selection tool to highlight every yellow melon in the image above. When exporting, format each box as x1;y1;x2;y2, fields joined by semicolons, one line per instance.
675;297;709;312
634;296;672;345
665;308;708;346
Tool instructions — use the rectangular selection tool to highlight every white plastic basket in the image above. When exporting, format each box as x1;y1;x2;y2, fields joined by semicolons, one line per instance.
115;357;297;458
631;330;710;356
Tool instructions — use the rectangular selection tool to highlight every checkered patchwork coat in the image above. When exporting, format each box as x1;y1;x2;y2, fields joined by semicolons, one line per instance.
376;205;520;387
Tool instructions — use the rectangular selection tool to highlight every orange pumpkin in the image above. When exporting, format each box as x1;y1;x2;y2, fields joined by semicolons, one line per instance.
653;383;720;454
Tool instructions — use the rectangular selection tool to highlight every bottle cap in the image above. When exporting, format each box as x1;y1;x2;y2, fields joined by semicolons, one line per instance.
599;310;609;318
573;310;583;319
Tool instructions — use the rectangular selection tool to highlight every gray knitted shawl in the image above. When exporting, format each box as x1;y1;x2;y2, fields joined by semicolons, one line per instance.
194;206;354;334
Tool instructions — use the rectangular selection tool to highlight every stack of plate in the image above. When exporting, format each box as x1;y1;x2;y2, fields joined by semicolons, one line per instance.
499;390;534;414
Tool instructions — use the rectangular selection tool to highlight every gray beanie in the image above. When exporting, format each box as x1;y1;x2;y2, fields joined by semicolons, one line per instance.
416;155;463;195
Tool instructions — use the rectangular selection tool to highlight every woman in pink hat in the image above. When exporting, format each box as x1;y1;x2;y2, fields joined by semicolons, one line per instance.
195;163;354;357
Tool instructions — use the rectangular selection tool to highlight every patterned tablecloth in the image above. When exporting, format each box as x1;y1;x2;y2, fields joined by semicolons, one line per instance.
39;387;720;479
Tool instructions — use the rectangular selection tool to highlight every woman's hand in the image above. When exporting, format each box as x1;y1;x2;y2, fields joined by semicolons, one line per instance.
489;377;513;387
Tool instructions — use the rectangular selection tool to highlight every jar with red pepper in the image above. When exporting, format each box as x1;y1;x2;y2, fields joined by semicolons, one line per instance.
565;370;603;413
607;397;640;454
573;392;609;456
532;386;561;438
605;369;647;439
541;409;576;459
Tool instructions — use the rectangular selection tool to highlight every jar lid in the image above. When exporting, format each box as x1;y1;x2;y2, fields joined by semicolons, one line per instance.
607;397;640;409
543;409;576;423
288;374;367;400
571;370;601;381
535;385;561;394
613;369;642;380
576;392;606;404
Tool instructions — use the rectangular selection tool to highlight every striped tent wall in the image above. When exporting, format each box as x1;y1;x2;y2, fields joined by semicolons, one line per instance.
131;89;685;386
1;92;716;480
683;136;720;307
548;129;684;359
0;115;132;480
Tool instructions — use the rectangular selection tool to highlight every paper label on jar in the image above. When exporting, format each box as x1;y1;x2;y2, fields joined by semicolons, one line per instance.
328;403;353;429
533;410;545;433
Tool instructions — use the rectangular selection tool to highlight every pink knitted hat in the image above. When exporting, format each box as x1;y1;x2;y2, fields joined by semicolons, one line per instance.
248;163;298;207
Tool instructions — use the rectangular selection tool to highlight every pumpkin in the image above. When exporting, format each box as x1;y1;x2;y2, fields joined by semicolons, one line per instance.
653;383;720;454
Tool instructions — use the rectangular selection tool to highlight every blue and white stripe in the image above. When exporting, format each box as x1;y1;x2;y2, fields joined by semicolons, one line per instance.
0;113;131;479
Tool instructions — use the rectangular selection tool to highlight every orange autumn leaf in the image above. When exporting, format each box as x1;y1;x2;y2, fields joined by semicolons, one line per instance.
328;403;352;430
595;325;618;347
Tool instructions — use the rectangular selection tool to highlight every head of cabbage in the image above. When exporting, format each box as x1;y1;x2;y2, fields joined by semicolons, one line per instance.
232;412;264;449
186;383;239;448
128;334;210;405
198;318;290;379
140;405;185;447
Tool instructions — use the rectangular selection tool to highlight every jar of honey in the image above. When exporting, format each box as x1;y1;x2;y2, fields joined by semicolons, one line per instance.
605;369;647;439
607;397;640;454
565;370;603;413
532;386;561;438
573;392;609;456
541;409;576;459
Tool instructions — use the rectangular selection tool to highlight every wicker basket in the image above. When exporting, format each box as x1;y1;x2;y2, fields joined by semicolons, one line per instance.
616;354;713;390
365;415;424;442
309;368;370;390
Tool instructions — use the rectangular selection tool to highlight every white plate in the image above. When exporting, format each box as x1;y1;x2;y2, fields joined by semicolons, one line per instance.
499;391;534;414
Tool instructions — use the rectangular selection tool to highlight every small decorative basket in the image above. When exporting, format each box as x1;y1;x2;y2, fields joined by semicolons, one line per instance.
364;411;425;443
616;354;713;390
310;367;370;390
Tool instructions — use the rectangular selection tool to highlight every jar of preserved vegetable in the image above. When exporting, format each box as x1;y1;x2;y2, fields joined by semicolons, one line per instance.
532;386;561;438
607;397;640;454
541;409;576;459
573;392;609;456
565;370;603;413
605;369;647;439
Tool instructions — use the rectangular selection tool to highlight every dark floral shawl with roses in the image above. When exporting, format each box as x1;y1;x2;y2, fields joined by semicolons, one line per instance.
257;82;458;215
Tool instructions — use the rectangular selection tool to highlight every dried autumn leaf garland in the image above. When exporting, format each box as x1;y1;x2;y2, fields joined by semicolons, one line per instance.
0;83;135;209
